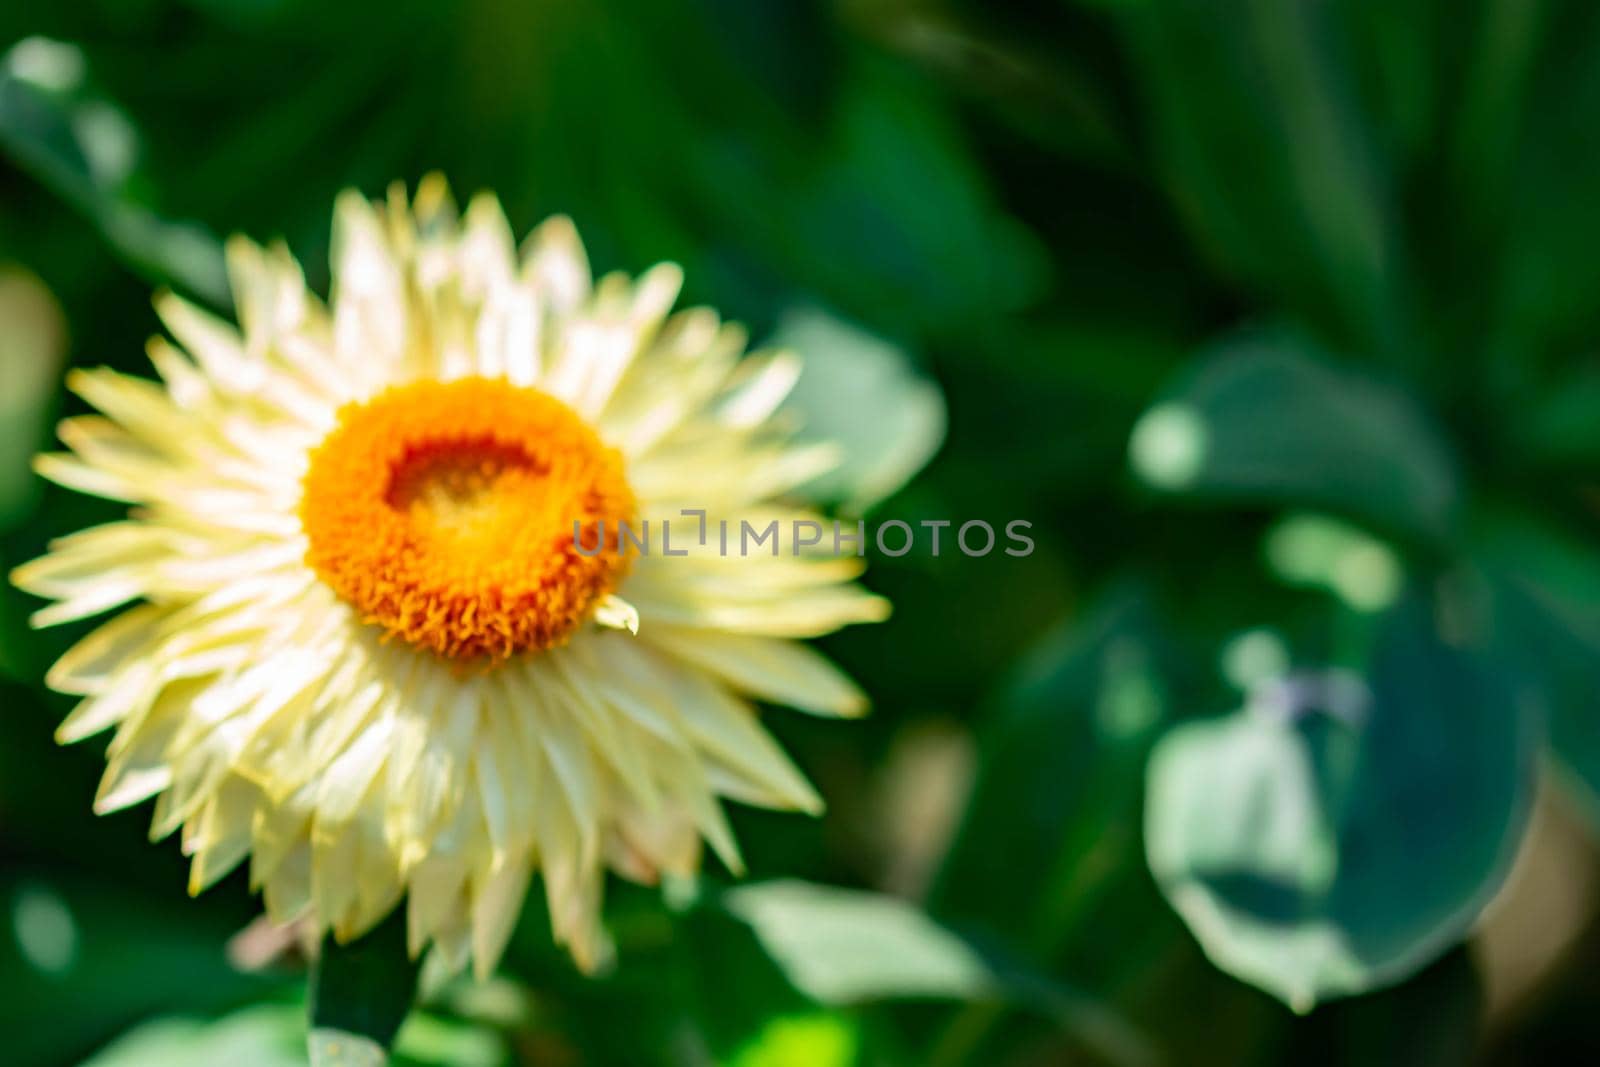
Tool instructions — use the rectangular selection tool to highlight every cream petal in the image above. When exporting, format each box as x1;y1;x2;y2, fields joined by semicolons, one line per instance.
458;194;518;300
146;337;211;410
627;647;822;814
44;601;170;695
473;696;535;862
630;735;741;876
646;627;867;716
566;634;690;747
626;585;890;638
28;575;151;627
469;852;532;981
713;350;802;429
55;660;160;744
407;843;470;959
591;593;640;635
57;416;174;483
155;291;267;395
477;281;542;386
32;452;144;504
186;775;258;893
520;671;601;852
261;835;314;924
545;654;661;814
521;214;591;316
66;367;187;447
250;785;313;890
94;679;206;814
598;311;747;455
314;715;395;827
330;190;410;380
224;235;317;355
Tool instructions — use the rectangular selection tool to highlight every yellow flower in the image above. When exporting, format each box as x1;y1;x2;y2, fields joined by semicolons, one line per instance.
11;177;888;976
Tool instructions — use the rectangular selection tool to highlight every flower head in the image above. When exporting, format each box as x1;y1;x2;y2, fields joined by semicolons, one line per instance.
12;176;887;975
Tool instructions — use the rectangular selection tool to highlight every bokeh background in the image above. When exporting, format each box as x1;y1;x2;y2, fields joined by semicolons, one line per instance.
4;1;1600;1064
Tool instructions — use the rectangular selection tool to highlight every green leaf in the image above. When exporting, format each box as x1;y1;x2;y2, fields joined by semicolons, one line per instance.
728;1013;860;1067
725;880;994;1004
724;880;1154;1067
82;1004;306;1067
770;306;946;514
1517;369;1600;467
1475;515;1600;821
390;1012;509;1067
1145;596;1536;1011
309;910;419;1066
308;1031;386;1067
0;266;64;529
81;1001;505;1067
1117;1;1404;354
1129;325;1460;543
931;590;1169;950
1263;513;1404;614
0;38;226;304
705;59;1046;336
1498;7;1600;362
0;876;277;1067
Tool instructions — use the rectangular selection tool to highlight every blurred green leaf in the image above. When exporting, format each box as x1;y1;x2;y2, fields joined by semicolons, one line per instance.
390;1011;508;1067
309;911;417;1066
726;880;994;1004
1498;5;1600;362
1116;0;1406;355
795;58;1048;331
1129;325;1461;542
772;307;946;513
1145;596;1536;1011
0;265;63;528
725;880;1154;1066
850;4;1131;167
0;37;226;304
1264;513;1404;613
82;997;509;1067
82;1004;306;1067
0;875;276;1067
689;55;1047;336
1475;516;1600;822
307;1031;385;1067
1516;368;1600;467
83;1003;505;1067
924;591;1250;1064
728;1012;860;1067
932;590;1169;951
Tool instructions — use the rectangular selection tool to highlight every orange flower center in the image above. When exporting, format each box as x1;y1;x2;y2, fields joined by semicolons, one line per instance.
300;377;634;662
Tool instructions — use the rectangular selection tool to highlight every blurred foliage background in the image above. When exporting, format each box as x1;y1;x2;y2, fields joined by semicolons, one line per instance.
4;0;1600;1064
